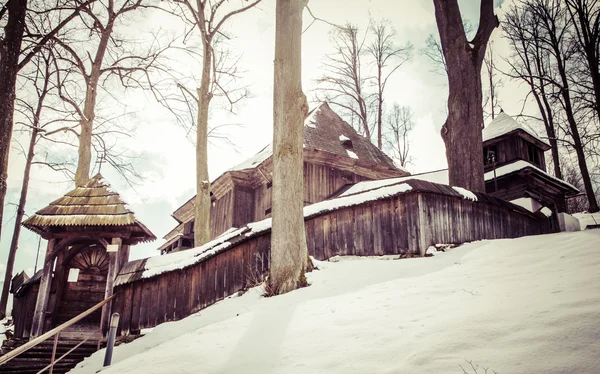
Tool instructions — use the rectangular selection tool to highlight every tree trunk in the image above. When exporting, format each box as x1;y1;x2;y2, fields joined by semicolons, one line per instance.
0;123;38;318
0;0;27;246
74;21;114;186
193;44;213;246
377;66;383;149
268;0;309;296
433;0;498;192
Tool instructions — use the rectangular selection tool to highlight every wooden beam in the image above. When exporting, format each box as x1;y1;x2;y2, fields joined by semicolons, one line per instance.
118;244;130;272
30;239;56;339
101;237;121;337
48;250;67;329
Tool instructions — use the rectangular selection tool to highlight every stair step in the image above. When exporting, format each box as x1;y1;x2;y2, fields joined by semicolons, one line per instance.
0;338;100;374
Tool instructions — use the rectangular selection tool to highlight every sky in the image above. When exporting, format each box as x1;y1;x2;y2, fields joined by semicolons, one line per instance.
1;0;537;285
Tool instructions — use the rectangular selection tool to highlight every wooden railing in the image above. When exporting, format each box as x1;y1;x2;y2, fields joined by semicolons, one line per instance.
0;294;116;371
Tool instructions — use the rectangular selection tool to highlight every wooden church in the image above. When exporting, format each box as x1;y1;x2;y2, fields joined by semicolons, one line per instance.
158;102;409;254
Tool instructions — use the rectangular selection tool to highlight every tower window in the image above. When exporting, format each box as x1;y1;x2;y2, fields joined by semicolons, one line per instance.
483;145;498;166
527;143;540;167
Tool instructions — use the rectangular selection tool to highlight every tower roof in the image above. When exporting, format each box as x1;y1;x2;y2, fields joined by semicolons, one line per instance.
483;112;551;150
22;173;156;243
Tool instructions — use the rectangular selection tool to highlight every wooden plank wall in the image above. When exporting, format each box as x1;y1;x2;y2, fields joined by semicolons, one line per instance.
232;187;255;229
210;189;234;239
254;162;371;222
12;285;39;339
113;234;272;335
415;193;551;253
112;191;551;335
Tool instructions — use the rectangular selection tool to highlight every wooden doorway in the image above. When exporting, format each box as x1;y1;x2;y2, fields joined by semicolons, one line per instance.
54;245;109;339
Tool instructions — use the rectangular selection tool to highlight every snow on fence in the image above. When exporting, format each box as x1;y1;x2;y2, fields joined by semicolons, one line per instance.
108;179;552;336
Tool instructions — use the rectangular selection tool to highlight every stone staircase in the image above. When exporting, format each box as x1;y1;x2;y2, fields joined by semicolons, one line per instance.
0;338;99;374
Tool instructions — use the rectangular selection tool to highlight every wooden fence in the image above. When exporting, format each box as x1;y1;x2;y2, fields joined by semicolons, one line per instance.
111;180;553;335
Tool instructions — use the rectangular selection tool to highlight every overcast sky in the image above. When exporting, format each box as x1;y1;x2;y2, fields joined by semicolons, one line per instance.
3;0;540;285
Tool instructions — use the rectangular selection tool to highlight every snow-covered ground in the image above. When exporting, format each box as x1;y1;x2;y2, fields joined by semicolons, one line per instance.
72;230;600;374
573;212;600;230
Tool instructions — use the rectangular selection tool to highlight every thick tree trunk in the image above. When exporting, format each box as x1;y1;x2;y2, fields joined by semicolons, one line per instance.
193;46;212;246
0;0;27;246
0;125;38;318
433;0;498;192
268;0;309;296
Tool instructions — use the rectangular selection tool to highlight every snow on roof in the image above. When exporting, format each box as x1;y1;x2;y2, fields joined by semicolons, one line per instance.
452;186;478;201
304;106;320;128
483;112;550;147
340;169;449;197
128;227;247;282
229;144;272;172
346;150;358;159
339;134;350;141
483;160;578;192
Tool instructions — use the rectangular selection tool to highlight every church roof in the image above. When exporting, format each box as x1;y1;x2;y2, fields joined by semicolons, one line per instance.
483;112;551;150
22;173;156;242
229;102;404;173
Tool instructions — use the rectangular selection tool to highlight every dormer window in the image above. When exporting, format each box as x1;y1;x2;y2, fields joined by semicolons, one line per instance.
339;134;353;148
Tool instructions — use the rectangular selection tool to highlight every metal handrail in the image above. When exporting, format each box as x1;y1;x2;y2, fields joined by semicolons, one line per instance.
0;294;116;366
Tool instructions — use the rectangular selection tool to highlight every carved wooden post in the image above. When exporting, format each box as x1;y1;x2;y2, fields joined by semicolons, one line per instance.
101;237;121;337
30;239;56;339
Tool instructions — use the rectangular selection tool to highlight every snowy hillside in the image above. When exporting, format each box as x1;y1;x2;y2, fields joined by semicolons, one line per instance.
72;230;600;374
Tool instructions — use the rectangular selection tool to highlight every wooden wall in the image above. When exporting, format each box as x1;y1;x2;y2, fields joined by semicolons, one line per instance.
253;162;371;222
209;189;234;239
484;136;546;173
112;190;552;335
12;284;38;339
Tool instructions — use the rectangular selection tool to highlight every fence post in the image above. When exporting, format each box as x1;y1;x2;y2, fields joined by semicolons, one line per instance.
103;313;120;367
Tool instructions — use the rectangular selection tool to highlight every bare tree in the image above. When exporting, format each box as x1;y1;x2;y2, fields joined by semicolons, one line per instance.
566;0;600;120
0;49;55;318
527;0;599;212
0;0;94;249
503;5;564;187
42;0;168;187
316;23;373;139
165;0;261;246
433;0;499;192
482;43;502;120
268;0;309;295
366;19;412;149
383;103;414;169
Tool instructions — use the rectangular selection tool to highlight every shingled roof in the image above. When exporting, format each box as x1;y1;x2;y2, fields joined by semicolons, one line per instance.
22;173;156;242
230;102;403;172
